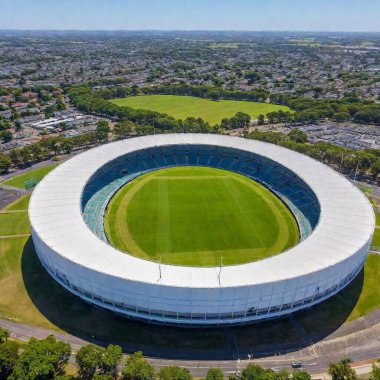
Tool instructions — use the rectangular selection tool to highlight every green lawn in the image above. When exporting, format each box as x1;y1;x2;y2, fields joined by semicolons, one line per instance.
0;212;30;236
372;229;380;247
110;95;291;125
0;195;224;349
0;192;380;350
5;194;31;211
375;208;380;227
104;167;299;266
2;164;58;189
299;255;380;335
370;207;380;248
357;184;374;195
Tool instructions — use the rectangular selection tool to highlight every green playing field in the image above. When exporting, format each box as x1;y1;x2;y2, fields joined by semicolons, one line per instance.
104;167;299;266
110;95;291;125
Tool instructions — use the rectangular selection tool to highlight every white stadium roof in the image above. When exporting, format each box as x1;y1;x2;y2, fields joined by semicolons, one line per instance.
29;134;375;289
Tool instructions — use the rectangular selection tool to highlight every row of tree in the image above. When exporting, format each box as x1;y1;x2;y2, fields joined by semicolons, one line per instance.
95;84;269;103
1;328;380;380
269;94;380;125
72;84;380;126
0;120;118;173
247;129;380;180
68;86;258;134
1;121;379;182
0;115;208;173
68;86;214;133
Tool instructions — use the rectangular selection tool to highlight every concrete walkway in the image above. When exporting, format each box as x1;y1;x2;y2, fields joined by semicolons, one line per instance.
1;304;380;378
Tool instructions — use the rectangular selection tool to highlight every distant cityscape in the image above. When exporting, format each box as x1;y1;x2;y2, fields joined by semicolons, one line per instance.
0;31;379;157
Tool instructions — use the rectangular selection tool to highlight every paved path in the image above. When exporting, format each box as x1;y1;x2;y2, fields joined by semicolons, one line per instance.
2;306;380;378
0;154;379;378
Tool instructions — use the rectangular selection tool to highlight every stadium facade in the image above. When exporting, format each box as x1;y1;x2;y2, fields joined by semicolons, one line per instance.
29;134;375;326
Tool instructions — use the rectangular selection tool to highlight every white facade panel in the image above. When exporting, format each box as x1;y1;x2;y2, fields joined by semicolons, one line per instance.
29;134;375;325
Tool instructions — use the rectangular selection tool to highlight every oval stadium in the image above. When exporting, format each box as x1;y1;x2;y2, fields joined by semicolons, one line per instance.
28;134;375;326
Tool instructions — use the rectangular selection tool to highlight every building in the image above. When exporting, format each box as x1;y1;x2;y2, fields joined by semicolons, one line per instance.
29;134;375;326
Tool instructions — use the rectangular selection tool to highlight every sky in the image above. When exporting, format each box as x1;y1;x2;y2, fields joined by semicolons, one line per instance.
0;0;379;32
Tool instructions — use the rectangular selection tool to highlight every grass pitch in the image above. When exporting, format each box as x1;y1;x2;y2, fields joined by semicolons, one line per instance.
2;164;58;189
0;188;380;350
104;167;299;266
110;95;291;125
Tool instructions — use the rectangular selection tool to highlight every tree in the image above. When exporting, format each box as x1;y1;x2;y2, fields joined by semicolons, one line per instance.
0;329;9;344
257;114;265;125
15;120;22;132
241;364;269;380
275;369;290;380
114;121;133;140
59;122;69;131
328;358;358;380
267;111;278;124
76;344;104;380
0;340;19;379
240;364;289;380
245;71;261;84
96;120;111;143
122;352;155;380
288;129;308;144
206;368;223;380
158;366;192;380
0;154;12;173
99;344;122;378
292;371;311;380
370;160;380;180
0;130;12;143
370;360;380;380
333;112;350;122
234;112;251;128
62;139;75;154
208;90;220;101
9;335;71;380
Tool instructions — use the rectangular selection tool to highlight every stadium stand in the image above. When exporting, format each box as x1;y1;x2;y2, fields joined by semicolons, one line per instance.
82;144;320;242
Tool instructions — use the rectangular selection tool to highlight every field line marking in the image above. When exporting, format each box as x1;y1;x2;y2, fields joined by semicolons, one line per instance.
0;234;30;239
107;174;154;258
0;210;28;214
156;175;227;180
231;174;298;252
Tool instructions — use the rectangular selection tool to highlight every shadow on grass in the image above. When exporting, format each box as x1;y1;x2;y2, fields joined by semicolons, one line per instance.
21;237;364;359
233;269;364;356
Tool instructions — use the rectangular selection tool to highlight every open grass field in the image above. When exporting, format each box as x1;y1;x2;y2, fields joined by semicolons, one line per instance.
372;228;380;247
104;167;299;266
369;198;380;248
0;185;380;350
0;194;224;349
110;95;291;125
2;163;58;189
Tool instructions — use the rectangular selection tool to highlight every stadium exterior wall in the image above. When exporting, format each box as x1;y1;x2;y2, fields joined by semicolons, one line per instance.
29;134;375;326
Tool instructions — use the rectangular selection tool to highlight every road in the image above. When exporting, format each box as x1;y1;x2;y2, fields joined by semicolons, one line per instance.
1;310;380;378
0;149;379;378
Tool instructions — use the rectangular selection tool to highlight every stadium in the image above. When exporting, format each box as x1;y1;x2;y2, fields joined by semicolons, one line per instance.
29;134;375;326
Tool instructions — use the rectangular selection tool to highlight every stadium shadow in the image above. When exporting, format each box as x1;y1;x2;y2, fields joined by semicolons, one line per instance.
21;237;364;359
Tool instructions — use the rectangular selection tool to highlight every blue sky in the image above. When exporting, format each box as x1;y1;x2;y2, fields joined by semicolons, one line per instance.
0;0;379;31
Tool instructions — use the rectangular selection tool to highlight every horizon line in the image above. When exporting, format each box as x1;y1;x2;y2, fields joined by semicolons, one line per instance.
0;29;380;34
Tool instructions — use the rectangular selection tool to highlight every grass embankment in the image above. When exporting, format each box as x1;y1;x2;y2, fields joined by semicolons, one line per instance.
368;195;380;249
0;195;223;349
104;167;299;266
0;168;379;350
2;164;58;189
111;95;291;125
